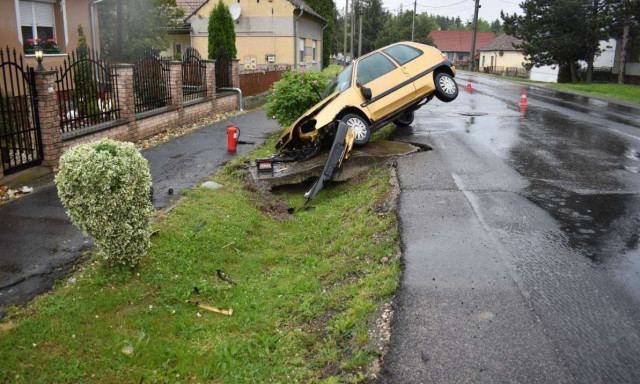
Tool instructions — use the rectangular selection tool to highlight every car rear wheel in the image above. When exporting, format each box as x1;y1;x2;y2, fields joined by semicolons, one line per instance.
394;111;414;127
341;113;370;146
434;72;458;102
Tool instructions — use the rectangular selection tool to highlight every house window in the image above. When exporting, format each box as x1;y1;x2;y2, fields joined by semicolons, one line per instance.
174;43;182;56
19;1;57;52
299;38;305;63
312;40;316;62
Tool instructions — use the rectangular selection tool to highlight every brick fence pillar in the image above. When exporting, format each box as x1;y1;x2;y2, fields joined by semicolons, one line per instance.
169;61;183;107
204;59;216;99
112;64;135;122
34;70;62;168
231;59;240;89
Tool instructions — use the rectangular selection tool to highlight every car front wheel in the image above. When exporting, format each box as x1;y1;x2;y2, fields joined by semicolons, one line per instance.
434;72;459;102
341;113;370;146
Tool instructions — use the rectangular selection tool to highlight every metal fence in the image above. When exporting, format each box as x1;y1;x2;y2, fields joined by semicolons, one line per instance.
182;48;206;102
215;49;232;88
483;66;505;75
239;69;285;97
55;49;120;133
0;47;42;174
505;67;529;78
133;49;171;114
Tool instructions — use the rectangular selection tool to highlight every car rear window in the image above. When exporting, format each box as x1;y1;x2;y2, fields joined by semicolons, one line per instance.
383;44;423;65
356;53;397;85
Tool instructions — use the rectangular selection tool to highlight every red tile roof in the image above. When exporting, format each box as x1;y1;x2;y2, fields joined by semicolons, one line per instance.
428;30;495;53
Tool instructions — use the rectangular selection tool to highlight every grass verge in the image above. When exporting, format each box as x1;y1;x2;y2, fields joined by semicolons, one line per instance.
0;134;401;383
548;82;640;105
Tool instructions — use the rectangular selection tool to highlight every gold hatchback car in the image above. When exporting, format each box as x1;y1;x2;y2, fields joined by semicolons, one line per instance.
275;41;458;156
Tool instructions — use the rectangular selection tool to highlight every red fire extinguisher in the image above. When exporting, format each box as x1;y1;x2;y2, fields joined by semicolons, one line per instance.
227;123;238;152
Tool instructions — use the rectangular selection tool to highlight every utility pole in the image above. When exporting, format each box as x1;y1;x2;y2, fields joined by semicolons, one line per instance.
469;0;480;71
411;0;416;41
350;0;355;61
116;0;123;61
358;12;362;57
343;0;348;66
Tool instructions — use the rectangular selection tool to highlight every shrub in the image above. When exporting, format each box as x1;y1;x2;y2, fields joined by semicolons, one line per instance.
55;139;154;268
265;70;329;127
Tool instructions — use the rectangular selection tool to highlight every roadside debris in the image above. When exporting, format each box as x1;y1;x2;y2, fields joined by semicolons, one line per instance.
194;221;206;233
0;185;34;203
216;269;239;285
185;300;233;316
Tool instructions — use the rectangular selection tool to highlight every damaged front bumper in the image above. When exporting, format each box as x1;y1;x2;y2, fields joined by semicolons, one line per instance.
256;121;355;201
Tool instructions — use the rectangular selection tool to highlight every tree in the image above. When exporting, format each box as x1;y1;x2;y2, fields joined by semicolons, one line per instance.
304;0;335;68
502;0;603;82
98;0;184;62
607;0;640;84
208;0;237;59
355;0;386;55
490;19;504;35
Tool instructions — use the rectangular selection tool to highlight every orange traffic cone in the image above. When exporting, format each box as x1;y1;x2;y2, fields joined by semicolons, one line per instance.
466;79;472;92
519;89;528;106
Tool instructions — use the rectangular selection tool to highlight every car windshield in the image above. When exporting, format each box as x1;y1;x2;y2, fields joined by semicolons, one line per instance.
323;64;353;99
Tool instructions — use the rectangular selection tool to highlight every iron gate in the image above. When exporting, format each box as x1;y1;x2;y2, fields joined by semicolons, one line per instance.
0;47;42;175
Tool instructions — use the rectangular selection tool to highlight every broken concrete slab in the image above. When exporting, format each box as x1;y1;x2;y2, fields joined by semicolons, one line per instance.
202;181;223;189
250;140;420;190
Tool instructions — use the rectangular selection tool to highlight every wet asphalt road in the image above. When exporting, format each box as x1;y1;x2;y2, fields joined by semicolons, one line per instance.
0;111;278;307
378;74;640;383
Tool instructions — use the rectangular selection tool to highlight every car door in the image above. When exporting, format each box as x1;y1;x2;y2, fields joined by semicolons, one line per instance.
383;44;436;100
356;52;415;121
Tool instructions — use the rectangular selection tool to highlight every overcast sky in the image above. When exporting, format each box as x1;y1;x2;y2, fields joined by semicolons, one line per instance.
369;0;524;23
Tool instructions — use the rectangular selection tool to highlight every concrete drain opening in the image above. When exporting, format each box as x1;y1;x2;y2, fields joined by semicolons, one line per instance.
249;140;423;192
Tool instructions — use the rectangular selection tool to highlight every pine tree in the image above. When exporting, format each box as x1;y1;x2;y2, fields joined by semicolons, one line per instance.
208;1;237;60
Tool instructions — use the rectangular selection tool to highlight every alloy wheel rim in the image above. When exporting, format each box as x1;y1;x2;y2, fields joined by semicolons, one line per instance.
347;118;367;141
439;76;456;94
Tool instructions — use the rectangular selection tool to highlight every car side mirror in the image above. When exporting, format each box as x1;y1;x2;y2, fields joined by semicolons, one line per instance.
360;85;372;101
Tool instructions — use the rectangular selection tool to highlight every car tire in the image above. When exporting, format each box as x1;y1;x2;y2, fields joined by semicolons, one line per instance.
394;111;414;127
434;72;459;102
341;113;371;146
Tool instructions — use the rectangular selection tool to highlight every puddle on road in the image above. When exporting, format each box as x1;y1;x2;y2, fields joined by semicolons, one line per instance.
524;180;640;265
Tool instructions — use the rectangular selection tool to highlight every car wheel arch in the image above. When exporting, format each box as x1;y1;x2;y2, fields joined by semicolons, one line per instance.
337;107;371;126
433;65;454;79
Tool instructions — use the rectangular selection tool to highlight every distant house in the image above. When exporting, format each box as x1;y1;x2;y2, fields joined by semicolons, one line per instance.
0;0;99;67
170;0;327;70
428;30;495;65
478;34;526;75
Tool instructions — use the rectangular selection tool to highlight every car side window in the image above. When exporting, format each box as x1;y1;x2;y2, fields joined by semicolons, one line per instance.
383;44;423;65
356;53;397;85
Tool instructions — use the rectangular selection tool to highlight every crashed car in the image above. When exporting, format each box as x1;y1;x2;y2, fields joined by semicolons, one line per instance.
275;41;459;157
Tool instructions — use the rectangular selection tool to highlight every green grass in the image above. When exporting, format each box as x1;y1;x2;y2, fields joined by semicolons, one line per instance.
0;134;401;383
323;65;344;80
548;82;640;105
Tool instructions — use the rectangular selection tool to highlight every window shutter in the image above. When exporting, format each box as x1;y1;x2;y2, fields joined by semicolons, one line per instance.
18;1;54;27
33;2;54;27
19;1;33;26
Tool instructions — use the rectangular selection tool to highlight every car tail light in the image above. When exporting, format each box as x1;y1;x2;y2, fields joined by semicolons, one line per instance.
441;53;448;60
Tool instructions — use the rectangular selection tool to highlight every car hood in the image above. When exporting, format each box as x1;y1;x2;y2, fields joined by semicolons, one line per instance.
275;91;340;150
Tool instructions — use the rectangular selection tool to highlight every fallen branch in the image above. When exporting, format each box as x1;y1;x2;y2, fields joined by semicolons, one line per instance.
217;269;239;285
185;300;233;316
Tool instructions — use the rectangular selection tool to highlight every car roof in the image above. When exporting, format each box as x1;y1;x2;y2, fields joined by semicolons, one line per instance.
352;41;430;65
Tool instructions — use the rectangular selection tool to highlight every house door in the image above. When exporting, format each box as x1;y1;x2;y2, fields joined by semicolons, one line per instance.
0;48;43;175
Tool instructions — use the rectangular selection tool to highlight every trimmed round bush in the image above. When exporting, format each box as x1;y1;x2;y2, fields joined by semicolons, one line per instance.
265;70;329;128
55;139;154;267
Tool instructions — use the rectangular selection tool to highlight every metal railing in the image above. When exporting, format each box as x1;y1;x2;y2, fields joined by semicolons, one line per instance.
215;49;232;89
133;49;171;114
55;49;120;133
505;67;529;78
0;47;42;174
182;48;206;102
